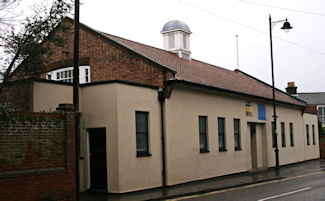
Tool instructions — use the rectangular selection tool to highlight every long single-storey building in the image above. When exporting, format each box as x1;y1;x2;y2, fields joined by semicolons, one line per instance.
5;18;319;193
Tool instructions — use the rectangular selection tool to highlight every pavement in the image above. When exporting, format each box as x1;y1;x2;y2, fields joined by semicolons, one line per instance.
80;159;325;201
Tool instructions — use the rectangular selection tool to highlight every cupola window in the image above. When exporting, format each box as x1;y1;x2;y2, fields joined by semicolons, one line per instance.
169;33;175;49
183;35;187;49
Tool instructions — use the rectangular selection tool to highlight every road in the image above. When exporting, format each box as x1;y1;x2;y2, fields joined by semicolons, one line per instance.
170;171;325;201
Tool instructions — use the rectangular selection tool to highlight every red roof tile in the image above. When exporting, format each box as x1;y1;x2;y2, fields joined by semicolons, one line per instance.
99;32;305;107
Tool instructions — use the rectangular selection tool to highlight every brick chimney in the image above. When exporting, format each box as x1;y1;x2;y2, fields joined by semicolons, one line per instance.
285;82;297;94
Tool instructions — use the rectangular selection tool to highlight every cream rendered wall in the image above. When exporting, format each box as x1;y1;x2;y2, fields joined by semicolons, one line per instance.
115;84;162;193
164;85;318;186
32;81;73;112
32;81;320;192
79;84;119;193
265;106;306;167
164;85;255;185
303;113;320;160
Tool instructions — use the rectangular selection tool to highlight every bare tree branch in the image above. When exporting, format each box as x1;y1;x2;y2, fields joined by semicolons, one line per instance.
0;0;72;94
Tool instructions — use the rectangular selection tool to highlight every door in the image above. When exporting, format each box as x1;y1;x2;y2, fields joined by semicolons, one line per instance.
250;123;258;169
250;123;267;169
89;128;107;190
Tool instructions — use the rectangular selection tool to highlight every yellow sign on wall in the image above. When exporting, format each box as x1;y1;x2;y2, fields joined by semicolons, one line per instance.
246;105;252;116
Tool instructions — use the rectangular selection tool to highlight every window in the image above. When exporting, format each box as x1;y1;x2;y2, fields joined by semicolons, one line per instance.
272;121;276;148
136;112;149;156
85;68;89;83
318;107;325;126
199;116;208;153
290;123;294;146
218;117;226;151
306;124;310;145
168;33;175;49
46;66;90;84
312;125;316;145
183;35;187;49
281;122;286;147
234;119;241;150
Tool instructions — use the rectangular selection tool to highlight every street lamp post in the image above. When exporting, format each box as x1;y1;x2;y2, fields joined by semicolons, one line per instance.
269;14;292;170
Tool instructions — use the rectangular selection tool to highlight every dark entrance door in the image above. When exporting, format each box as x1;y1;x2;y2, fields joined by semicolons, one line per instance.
250;123;257;169
89;128;107;190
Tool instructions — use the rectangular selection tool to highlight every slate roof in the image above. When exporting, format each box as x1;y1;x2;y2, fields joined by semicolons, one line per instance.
80;20;306;107
296;93;325;105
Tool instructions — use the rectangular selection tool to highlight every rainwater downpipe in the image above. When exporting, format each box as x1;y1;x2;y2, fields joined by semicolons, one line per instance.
158;87;166;187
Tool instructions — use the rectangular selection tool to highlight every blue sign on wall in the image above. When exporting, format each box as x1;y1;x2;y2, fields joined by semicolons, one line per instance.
258;104;266;120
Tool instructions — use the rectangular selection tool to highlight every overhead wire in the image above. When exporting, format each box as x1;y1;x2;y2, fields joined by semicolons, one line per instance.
178;0;325;56
239;0;325;17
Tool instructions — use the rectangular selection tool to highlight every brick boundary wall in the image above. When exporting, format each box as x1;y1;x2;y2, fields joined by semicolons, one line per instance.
0;104;76;201
320;136;325;159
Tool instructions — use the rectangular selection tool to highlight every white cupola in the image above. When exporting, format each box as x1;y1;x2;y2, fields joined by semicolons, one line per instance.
161;20;192;60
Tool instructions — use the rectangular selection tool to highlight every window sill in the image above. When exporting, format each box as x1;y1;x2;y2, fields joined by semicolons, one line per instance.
235;147;242;151
200;149;210;153
219;148;227;152
290;145;295;147
136;153;152;157
282;145;286;148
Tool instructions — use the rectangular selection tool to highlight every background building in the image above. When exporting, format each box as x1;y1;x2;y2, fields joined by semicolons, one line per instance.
286;82;325;128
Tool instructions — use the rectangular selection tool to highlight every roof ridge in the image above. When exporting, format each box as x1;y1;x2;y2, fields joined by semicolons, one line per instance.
235;69;306;105
101;32;171;54
103;31;234;73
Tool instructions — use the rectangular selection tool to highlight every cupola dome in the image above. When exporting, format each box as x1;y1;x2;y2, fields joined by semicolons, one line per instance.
162;20;191;33
161;20;192;60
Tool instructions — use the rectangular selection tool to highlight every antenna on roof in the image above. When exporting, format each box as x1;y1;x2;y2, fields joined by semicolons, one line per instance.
236;35;239;70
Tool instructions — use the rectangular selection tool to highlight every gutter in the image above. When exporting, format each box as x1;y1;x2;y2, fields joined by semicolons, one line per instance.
158;87;166;187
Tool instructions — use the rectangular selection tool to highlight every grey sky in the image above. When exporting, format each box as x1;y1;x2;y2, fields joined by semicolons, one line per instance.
18;0;325;92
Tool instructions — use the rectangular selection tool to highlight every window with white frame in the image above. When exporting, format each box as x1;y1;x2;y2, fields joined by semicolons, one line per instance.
46;66;90;84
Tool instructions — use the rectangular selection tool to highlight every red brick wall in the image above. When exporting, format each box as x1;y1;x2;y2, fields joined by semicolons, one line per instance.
0;104;76;201
320;136;325;159
43;19;168;87
0;80;33;111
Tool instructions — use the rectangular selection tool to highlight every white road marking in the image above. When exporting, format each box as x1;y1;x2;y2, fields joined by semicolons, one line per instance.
257;187;312;201
168;171;323;201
